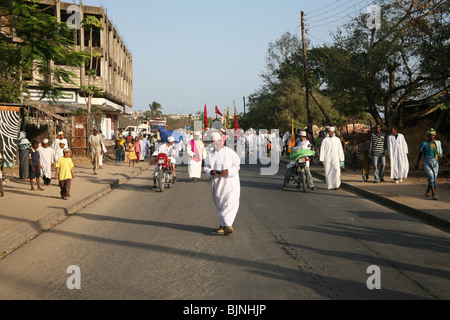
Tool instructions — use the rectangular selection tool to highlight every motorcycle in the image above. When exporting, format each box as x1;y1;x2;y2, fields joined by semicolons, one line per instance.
288;148;316;193
290;156;308;193
153;153;175;192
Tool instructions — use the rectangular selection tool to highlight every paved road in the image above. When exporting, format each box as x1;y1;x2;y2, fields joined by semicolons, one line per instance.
0;162;449;300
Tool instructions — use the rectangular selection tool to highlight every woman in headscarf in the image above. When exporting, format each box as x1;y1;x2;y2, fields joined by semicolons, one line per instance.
415;129;444;200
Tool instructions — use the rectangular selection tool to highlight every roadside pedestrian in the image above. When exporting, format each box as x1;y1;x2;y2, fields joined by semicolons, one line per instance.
187;131;206;182
320;127;345;190
88;127;103;175
388;127;409;184
52;131;68;153
127;137;137;167
53;141;66;164
362;150;371;182
38;139;54;186
98;130;107;169
349;139;359;171
369;124;388;183
115;135;125;164
204;132;241;236
55;148;75;200
29;140;44;191
18;132;31;180
134;136;141;163
415;129;444;201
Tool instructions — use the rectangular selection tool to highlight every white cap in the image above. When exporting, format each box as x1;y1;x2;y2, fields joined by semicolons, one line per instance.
329;127;336;132
43;139;49;144
168;136;175;143
58;131;64;136
211;132;221;142
63;148;71;153
300;131;307;137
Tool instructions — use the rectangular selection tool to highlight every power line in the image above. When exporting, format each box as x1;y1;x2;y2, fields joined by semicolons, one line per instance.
306;1;367;29
306;0;368;25
307;0;344;15
307;0;355;19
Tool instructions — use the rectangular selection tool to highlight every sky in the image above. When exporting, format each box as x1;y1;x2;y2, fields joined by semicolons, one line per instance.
74;0;371;115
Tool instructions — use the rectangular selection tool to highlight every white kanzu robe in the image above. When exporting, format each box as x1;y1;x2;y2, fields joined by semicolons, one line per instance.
388;133;409;180
187;139;206;179
320;136;345;189
205;147;241;227
38;146;54;178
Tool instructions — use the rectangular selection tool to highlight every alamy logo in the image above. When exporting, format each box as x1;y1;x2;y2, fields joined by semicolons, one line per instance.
66;265;81;290
66;5;81;30
367;5;381;30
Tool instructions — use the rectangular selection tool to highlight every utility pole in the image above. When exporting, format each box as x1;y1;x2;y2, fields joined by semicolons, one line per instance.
301;11;313;130
243;96;246;115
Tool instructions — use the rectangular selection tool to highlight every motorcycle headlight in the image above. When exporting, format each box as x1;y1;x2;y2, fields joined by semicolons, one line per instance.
158;159;165;164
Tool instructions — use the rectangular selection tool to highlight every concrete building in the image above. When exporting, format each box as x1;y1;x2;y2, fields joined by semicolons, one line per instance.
24;0;134;131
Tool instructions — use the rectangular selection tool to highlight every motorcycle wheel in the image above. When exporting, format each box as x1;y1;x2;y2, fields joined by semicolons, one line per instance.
159;170;165;192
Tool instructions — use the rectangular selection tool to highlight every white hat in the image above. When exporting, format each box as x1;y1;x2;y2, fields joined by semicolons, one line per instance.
58;131;64;136
43;139;49;144
329;127;336;132
167;136;175;143
63;148;71;153
300;131;307;137
211;132;221;142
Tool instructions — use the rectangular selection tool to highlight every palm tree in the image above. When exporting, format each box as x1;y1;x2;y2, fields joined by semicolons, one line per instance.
149;102;163;119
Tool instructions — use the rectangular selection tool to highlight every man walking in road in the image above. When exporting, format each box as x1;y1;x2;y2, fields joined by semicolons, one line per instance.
88;127;103;175
388;127;409;184
204;132;241;236
320;127;345;190
370;124;388;183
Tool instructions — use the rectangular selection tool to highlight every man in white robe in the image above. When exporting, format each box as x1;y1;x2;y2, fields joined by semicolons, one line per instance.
139;135;147;162
52;131;68;153
187;132;206;182
253;130;263;162
388;127;409;183
38;139;54;186
320;127;345;190
204;132;241;236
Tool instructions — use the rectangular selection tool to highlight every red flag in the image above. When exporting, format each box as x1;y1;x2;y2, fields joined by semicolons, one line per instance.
204;104;208;129
234;107;240;129
215;105;223;117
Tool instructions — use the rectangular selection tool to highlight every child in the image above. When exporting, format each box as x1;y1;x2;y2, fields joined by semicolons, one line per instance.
55;148;75;200
29;140;44;191
362;150;371;182
134;137;141;163
38;139;54;186
128;139;137;167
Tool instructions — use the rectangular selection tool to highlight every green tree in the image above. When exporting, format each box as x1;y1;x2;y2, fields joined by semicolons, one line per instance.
0;0;88;103
149;102;163;118
80;15;104;137
312;0;450;130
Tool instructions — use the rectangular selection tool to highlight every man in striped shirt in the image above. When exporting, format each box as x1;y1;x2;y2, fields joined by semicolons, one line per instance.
369;124;388;183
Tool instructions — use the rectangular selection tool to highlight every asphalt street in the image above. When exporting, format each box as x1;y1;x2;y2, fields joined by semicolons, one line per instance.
0;162;449;300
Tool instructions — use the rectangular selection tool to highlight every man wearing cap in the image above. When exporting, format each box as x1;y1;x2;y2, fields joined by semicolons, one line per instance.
320;127;345;190
52;131;68;153
204;132;241;236
283;131;316;191
187;132;206;182
38;139;55;186
152;136;177;189
88;127;103;175
55;148;75;200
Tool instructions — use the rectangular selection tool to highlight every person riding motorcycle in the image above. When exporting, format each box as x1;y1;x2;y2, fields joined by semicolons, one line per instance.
282;131;317;191
152;136;177;190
